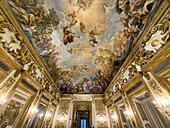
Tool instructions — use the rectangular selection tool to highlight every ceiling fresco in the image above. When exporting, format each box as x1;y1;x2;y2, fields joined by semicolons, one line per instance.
8;0;160;94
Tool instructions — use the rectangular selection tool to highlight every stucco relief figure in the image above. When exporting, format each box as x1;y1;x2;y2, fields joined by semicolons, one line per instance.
117;0;155;37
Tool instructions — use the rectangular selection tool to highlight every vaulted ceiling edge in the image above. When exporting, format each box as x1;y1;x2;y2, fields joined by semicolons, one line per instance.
104;0;168;95
104;2;169;102
0;0;61;94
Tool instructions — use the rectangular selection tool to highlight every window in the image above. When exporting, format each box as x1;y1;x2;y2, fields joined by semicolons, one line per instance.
81;119;87;128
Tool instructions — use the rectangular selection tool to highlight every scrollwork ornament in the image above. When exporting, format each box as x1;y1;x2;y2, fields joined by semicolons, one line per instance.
0;77;15;99
0;14;15;33
0;11;60;100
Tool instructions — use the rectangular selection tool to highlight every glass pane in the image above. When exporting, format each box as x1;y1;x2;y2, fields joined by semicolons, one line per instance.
81;119;87;128
84;119;86;128
30;103;46;128
81;119;83;128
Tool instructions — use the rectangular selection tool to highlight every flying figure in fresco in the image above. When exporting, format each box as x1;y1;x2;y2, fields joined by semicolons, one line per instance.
82;82;89;92
68;10;77;22
38;43;56;57
80;22;86;34
69;0;93;12
67;10;78;29
88;26;99;47
63;26;80;45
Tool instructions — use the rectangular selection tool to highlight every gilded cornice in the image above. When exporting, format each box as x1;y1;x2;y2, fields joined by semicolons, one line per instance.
104;1;169;103
0;0;61;94
0;10;60;105
142;42;170;72
105;0;169;94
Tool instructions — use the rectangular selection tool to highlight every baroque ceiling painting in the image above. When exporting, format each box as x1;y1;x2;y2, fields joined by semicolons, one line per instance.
8;0;161;94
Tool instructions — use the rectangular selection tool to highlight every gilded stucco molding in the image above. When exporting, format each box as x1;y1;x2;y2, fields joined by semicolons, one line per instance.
0;0;61;96
55;120;67;128
95;99;106;115
0;77;15;98
104;2;169;103
97;121;108;128
0;8;60;101
58;99;70;115
0;99;24;127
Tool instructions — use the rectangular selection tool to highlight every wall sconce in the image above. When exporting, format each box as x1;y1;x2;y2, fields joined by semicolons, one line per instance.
124;110;133;117
59;112;65;122
30;108;38;113
39;113;43;118
46;112;51;118
111;114;118;119
99;113;105;123
0;98;6;106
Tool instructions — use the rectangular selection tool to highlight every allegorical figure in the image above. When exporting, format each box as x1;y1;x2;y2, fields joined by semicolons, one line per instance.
63;27;80;45
80;22;86;34
89;26;99;47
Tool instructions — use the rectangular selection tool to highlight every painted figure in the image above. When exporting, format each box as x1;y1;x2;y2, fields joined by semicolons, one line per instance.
89;26;99;47
63;27;80;45
80;22;86;34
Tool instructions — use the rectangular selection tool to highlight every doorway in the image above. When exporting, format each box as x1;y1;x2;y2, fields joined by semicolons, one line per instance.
78;111;89;128
81;118;87;128
72;101;92;128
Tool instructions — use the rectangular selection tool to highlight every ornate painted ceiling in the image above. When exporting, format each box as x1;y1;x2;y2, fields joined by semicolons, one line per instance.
7;0;160;94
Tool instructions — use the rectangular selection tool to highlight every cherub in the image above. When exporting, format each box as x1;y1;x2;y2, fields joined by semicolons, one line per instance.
35;34;52;46
50;52;60;62
118;0;130;15
80;22;86;34
68;20;78;29
68;10;76;22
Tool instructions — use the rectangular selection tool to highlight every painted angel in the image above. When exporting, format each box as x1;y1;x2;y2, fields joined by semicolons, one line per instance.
89;26;99;47
63;27;80;45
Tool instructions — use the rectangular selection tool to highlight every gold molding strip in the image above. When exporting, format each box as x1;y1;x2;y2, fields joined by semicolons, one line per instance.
104;0;169;94
0;0;61;94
